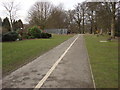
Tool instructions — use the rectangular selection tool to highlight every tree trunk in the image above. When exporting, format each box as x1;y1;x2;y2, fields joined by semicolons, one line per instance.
90;10;94;34
90;21;93;34
111;2;116;38
10;13;13;32
111;16;115;38
82;9;85;34
78;24;81;34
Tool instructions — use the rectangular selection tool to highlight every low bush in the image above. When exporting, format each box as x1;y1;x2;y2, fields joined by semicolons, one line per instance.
41;33;48;38
48;33;52;38
41;33;52;38
2;27;52;42
27;26;52;39
18;34;22;40
2;31;18;42
21;32;29;39
28;26;42;38
27;36;35;39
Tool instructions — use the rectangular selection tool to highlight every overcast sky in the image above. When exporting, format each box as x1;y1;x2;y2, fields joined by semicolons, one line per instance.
0;0;85;24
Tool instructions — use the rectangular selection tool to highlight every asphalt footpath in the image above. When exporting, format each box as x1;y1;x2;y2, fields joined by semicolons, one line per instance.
41;35;94;88
2;34;94;88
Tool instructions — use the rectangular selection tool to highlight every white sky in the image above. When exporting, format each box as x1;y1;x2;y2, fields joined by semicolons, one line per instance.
0;0;85;24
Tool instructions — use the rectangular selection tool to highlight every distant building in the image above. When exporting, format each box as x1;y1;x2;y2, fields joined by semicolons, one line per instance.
44;29;68;34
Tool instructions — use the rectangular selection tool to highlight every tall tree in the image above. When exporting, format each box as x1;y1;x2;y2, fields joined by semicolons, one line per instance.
2;1;20;31
116;1;120;36
2;17;11;34
13;19;23;31
102;2;118;37
28;1;53;29
17;19;23;29
46;6;68;29
110;2;117;38
66;10;78;33
81;2;87;34
74;3;82;33
86;2;97;34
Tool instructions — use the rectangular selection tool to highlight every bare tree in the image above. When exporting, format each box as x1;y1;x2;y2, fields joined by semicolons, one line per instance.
2;1;20;31
28;1;53;29
102;1;119;38
65;10;79;33
81;2;88;34
47;5;68;29
85;2;98;34
74;3;82;33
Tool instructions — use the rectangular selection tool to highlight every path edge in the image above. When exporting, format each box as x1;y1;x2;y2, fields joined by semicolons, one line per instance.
83;34;96;89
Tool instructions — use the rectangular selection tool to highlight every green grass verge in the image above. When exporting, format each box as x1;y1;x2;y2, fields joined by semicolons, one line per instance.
84;35;118;88
2;34;74;75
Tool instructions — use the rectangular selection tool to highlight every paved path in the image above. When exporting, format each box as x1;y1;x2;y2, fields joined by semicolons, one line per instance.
2;34;94;88
41;35;94;88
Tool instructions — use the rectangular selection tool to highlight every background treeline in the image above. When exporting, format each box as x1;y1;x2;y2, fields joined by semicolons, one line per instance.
28;1;120;37
1;1;120;39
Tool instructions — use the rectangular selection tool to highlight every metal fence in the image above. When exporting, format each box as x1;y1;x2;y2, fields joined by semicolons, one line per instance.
44;29;68;34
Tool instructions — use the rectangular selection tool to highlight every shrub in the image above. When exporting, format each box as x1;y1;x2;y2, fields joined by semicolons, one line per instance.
28;26;42;38
41;33;48;38
41;33;52;38
47;33;52;38
21;32;29;39
2;31;18;42
18;34;22;40
28;36;35;39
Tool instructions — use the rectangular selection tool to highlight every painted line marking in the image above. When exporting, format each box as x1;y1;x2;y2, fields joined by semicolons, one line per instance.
34;34;79;89
83;35;96;90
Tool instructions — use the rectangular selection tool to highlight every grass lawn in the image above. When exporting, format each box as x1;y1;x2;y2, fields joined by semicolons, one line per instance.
84;35;118;88
2;34;74;75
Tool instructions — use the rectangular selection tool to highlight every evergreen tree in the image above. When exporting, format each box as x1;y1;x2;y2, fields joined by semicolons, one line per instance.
12;20;18;31
17;19;23;29
2;17;11;33
12;19;23;31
